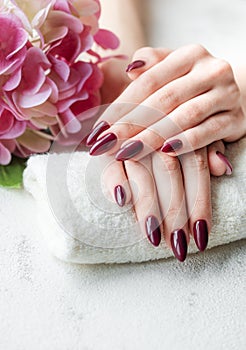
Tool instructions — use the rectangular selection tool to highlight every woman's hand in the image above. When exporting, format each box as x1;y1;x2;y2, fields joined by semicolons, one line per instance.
87;45;246;160
100;140;230;262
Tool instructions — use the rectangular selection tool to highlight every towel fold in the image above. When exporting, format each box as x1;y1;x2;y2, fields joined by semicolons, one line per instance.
23;137;246;264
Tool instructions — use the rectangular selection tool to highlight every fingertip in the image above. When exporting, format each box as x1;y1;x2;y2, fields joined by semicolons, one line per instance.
208;148;231;176
126;60;146;73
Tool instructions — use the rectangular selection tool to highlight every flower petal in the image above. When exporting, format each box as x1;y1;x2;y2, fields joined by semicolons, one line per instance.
94;29;120;50
17;129;51;152
0;142;12;165
59;109;82;133
3;120;27;139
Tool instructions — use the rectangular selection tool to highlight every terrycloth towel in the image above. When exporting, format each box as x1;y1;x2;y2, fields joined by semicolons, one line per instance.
23;137;246;264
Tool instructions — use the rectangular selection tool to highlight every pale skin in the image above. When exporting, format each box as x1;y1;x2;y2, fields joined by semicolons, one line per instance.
88;0;246;260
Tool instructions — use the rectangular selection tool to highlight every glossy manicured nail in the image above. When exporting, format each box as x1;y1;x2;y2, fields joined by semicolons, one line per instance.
126;60;145;72
86;121;110;147
114;185;126;207
216;151;233;175
193;220;208;252
115;140;144;161
89;133;117;156
145;215;161;247
171;229;187;262
161;139;183;153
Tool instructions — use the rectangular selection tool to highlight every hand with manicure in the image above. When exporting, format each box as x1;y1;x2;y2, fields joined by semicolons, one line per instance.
85;44;239;262
88;45;246;160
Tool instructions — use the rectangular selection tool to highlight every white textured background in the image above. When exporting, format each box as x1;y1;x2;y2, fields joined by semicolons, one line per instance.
1;1;246;349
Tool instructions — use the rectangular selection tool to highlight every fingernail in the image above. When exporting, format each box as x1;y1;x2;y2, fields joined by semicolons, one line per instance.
86;121;110;147
161;139;183;153
145;215;162;247
216;151;233;175
89;133;117;156
126;60;145;72
193;220;208;252
171;229;187;262
115;140;144;161
114;185;126;207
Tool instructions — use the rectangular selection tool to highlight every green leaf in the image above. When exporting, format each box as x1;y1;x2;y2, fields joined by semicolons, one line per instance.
0;156;27;189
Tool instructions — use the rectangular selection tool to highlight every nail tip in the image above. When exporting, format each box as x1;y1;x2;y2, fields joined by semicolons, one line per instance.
193;220;209;252
145;215;162;247
216;151;233;176
114;185;126;207
171;229;187;262
86;121;110;147
115;140;144;161
89;133;117;156
126;60;145;72
161;139;183;153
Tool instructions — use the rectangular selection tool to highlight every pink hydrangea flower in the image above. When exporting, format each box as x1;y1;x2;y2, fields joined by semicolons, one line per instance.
0;0;121;165
0;13;28;84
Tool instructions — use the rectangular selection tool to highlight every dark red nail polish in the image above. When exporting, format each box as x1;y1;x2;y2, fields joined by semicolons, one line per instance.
115;140;144;161
161;139;183;153
193;220;208;252
216;151;233;175
114;185;126;207
89;133;117;156
86;121;110;147
126;60;145;72
145;216;161;247
171;229;187;262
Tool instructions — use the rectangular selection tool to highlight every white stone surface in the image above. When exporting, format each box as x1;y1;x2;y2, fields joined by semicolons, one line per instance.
0;187;246;350
1;0;246;349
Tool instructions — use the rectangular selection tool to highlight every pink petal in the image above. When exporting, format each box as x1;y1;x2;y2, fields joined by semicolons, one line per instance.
83;64;103;92
0;142;12;165
47;11;83;33
20;47;51;95
48;54;70;81
1;139;16;153
72;61;93;91
0;109;14;135
46;77;59;103
71;93;100;120
57;91;88;112
2;68;22;91
44;26;68;45
59;110;82;133
14;84;52;108
49;30;81;63
94;29;120;50
3;120;27;139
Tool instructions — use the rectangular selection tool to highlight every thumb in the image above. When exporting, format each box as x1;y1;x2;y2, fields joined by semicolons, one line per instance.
126;46;172;80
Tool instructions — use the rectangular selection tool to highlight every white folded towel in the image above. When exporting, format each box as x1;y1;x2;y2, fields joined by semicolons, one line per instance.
23;137;246;264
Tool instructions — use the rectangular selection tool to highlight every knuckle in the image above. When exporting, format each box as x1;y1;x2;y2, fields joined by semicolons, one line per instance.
159;87;179;110
162;156;181;172
227;83;240;103
185;151;208;171
115;121;140;139
166;205;184;221
182;103;202;125
194;196;211;209
208;117;223;135
209;58;232;80
188;130;200;150
187;43;208;57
